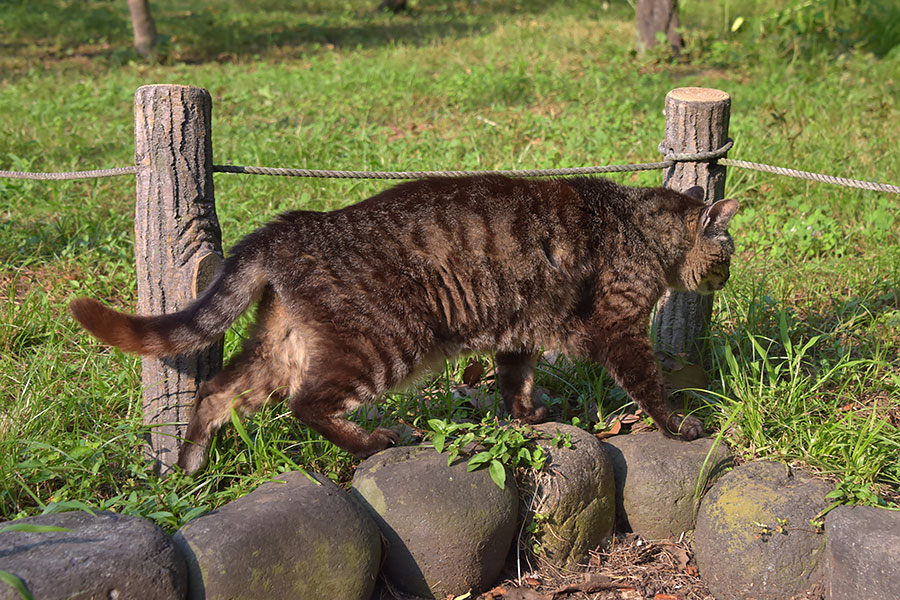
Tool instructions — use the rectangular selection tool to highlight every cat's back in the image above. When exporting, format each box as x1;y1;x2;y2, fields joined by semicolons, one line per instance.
269;175;588;256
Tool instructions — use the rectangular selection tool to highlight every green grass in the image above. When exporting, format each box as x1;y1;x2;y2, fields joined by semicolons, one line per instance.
2;0;899;528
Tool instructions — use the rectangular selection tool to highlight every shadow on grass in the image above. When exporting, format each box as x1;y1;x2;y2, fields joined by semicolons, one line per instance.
1;0;586;66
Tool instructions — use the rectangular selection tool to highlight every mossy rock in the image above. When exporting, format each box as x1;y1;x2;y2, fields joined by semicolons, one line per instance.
694;461;831;600
519;423;616;569
173;471;380;600
601;432;732;539
351;445;518;599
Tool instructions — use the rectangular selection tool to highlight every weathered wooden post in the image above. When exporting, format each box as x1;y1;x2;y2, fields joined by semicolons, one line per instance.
653;87;730;372
134;84;224;475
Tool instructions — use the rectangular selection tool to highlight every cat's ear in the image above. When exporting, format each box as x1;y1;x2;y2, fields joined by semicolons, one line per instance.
699;198;739;237
683;186;705;202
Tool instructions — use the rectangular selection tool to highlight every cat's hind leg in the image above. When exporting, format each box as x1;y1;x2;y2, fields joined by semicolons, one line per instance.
289;381;399;458
177;346;286;474
496;350;549;424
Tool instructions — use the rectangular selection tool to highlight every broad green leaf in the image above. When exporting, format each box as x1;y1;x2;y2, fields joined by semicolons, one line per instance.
146;511;174;520
488;460;506;489
467;452;493;471
517;447;532;463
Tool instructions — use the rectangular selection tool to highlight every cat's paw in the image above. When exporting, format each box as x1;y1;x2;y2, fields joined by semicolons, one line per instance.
353;428;400;459
666;413;705;440
521;404;550;424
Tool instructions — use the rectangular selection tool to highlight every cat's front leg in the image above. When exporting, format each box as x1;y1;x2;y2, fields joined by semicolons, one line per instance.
587;328;704;440
496;350;549;423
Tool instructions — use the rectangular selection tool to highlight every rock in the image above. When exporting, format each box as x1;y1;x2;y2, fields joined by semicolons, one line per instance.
0;510;186;600
351;445;518;599
519;423;615;569
601;432;732;539
694;461;831;600
825;504;900;600
173;471;380;600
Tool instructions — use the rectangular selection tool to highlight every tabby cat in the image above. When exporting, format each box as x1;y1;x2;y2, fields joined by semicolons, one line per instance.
70;175;738;474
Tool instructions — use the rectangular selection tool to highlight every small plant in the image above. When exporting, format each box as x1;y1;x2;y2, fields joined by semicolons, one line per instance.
425;416;548;489
823;480;898;512
754;517;790;541
525;511;550;555
550;430;572;449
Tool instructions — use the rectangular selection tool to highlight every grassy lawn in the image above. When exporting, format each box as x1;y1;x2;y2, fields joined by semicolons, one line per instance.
1;0;898;527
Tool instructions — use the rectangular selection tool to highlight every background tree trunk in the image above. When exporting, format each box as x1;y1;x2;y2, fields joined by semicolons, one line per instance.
127;0;158;57
635;0;684;55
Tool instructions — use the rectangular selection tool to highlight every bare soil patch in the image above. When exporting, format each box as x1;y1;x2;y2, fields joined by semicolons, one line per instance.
374;533;714;600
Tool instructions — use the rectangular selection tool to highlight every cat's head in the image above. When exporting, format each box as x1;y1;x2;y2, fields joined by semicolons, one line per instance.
669;193;740;295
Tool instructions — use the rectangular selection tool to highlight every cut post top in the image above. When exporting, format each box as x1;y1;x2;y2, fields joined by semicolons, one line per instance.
667;87;730;104
135;83;208;93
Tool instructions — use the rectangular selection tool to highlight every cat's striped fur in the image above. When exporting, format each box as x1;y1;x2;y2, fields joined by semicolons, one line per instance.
71;175;738;474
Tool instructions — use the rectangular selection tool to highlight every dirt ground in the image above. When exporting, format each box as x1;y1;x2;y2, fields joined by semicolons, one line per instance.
375;533;715;600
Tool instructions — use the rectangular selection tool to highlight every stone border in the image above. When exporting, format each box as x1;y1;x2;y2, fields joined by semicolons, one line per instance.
2;431;897;600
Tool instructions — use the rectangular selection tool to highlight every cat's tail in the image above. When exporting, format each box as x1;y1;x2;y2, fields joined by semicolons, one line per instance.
70;253;266;358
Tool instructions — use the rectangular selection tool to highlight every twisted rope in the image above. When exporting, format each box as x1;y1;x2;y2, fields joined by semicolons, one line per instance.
718;158;900;194
1;137;898;194
0;166;137;180
210;161;672;179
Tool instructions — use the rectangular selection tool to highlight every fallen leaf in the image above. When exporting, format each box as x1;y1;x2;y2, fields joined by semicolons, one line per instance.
630;420;655;434
522;575;541;587
483;584;507;599
653;594;681;600
619;413;640;426
660;541;691;572
462;358;485;386
595;417;623;440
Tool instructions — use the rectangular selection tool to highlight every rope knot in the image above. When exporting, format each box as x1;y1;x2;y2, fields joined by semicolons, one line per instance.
658;138;734;163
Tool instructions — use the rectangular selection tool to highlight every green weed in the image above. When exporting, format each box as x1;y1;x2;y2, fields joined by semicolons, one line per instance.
425;416;548;489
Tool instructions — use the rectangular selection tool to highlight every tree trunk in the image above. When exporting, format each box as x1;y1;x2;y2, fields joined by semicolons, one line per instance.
635;0;684;55
127;0;158;57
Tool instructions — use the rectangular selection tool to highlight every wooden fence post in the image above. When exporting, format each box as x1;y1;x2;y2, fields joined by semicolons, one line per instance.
652;87;730;369
134;84;224;475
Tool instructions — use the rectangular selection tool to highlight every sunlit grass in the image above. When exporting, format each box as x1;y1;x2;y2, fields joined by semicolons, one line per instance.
1;0;898;527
